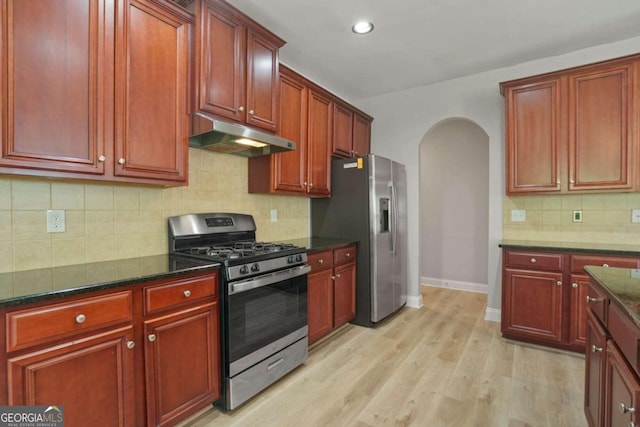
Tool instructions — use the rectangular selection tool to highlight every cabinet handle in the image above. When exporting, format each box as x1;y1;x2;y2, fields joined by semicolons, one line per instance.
331;275;335;280
249;109;254;115
336;274;341;279
318;259;324;264
556;281;562;287
630;422;637;427
569;179;575;184
118;158;125;165
572;283;578;288
238;106;244;112
75;314;86;324
603;263;609;268
591;345;603;353
620;402;636;414
556;180;561;185
530;258;537;264
98;155;106;162
586;296;602;303
309;183;314;188
183;290;191;298
303;182;308;186
127;340;135;349
148;334;156;342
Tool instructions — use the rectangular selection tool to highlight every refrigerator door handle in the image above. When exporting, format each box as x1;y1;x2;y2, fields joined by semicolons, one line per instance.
389;182;397;254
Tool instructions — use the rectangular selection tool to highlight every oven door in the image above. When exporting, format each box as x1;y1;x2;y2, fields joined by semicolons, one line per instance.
227;264;310;377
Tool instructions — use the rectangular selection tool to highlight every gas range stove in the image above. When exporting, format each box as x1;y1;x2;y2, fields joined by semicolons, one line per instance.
168;213;307;280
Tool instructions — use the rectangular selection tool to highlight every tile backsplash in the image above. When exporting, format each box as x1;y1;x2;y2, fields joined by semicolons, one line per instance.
503;193;640;244
0;149;309;273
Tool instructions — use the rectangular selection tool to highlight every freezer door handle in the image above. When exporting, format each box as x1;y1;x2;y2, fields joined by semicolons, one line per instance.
390;182;397;254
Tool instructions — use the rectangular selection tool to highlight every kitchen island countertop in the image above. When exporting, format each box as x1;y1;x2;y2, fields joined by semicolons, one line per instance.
0;255;220;309
586;266;640;329
500;239;640;256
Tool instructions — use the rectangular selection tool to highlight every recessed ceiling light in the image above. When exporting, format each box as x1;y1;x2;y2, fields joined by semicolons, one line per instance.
352;21;374;35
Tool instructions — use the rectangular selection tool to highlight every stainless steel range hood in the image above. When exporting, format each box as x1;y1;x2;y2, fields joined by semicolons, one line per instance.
189;113;296;157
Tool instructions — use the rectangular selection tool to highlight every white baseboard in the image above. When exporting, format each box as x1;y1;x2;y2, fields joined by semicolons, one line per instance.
484;307;501;323
420;277;488;294
405;293;423;309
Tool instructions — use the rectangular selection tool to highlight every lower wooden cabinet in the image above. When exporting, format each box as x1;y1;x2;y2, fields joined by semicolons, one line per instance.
7;326;136;427
144;302;220;427
604;341;640;427
1;271;220;427
585;311;607;427
307;245;356;344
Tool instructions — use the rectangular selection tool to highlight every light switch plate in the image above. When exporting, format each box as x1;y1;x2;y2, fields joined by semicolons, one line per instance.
270;209;277;223
573;210;582;223
511;209;526;222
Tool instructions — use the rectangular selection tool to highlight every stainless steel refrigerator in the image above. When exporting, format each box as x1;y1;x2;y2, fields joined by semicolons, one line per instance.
311;154;407;326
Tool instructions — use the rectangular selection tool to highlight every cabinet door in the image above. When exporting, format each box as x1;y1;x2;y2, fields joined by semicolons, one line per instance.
0;0;109;175
245;28;279;132
308;269;334;344
502;269;563;342
570;274;589;347
334;262;356;328
353;113;371;157
585;311;607;427
114;0;189;183
144;302;220;427
307;89;332;196
504;79;563;194
8;326;135;427
197;0;245;123
568;62;635;191
273;69;307;193
332;102;354;158
605;341;640;427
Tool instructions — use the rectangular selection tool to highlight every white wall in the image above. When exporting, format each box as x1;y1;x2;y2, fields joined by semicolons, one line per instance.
357;36;640;315
420;119;489;293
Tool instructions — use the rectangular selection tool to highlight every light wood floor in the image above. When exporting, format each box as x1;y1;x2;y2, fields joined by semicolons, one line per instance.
179;287;586;427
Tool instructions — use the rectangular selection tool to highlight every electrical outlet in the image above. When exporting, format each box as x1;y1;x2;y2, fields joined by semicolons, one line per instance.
47;210;66;233
511;209;526;222
632;209;640;224
572;210;582;223
270;209;277;223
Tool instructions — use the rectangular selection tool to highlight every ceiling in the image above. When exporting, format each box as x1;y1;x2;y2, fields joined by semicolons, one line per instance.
227;0;640;101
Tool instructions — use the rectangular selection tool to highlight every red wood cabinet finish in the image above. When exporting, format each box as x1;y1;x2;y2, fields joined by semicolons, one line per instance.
604;341;640;427
196;0;283;132
585;311;607;427
8;326;136;427
306;89;332;196
307;268;334;344
570;274;590;347
332;102;354;158
352;112;372;157
501;55;638;195
0;0;190;186
333;262;356;328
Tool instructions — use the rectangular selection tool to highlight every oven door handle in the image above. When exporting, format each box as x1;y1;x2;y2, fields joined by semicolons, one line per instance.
229;264;311;295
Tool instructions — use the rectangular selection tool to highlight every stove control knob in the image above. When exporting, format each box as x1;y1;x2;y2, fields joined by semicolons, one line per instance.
239;265;249;275
295;254;303;262
251;263;260;273
287;256;295;264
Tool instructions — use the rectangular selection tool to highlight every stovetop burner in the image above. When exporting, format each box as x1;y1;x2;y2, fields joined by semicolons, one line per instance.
182;242;299;261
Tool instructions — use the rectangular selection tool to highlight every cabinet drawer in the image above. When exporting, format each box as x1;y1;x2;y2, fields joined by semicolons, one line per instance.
608;302;640;377
7;291;133;352
144;273;217;315
504;251;563;272
571;254;639;274
586;281;608;325
334;245;356;266
308;250;333;272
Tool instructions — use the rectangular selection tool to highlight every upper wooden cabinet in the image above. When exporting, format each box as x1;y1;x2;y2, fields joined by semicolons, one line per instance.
0;0;190;186
195;0;284;132
501;56;637;195
332;101;372;159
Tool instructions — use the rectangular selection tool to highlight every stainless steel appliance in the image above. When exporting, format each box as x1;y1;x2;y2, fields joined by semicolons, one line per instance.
311;154;407;326
168;213;310;410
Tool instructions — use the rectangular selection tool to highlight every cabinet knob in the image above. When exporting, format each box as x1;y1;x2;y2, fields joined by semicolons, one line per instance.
127;340;135;349
249;109;254;115
148;334;157;342
336;274;341;279
238;106;244;112
530;258;537;264
586;296;602;303
98;155;106;162
118;158;125;165
556;180;561;185
346;253;351;258
308;183;314;188
569;179;575;184
603;263;609;268
556;281;562;287
183;290;191;298
591;345;603;353
75;314;86;324
318;259;324;264
620;402;636;414
572;283;578;288
303;182;308;187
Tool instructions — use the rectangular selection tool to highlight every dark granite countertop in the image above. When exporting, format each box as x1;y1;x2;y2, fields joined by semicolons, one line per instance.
0;255;220;309
500;240;640;256
285;237;358;253
586;266;640;329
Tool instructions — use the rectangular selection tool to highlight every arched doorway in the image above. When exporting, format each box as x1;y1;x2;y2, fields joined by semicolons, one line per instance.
419;118;490;293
